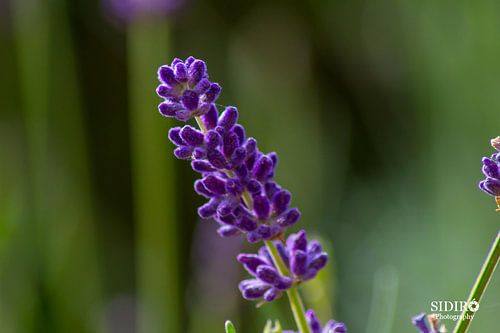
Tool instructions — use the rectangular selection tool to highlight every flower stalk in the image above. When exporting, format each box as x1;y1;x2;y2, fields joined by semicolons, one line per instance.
452;231;500;333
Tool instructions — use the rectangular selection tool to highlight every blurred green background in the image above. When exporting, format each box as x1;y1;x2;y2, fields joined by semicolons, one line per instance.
1;0;499;332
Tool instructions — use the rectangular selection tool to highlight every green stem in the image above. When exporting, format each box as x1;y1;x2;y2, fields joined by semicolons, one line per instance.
195;116;311;333
453;230;500;333
265;240;311;333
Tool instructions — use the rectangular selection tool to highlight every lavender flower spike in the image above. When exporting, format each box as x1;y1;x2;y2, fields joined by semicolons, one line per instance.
479;136;500;211
157;56;347;333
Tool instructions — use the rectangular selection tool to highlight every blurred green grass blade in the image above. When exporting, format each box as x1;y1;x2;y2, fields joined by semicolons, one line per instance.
10;0;50;330
365;266;399;333
225;320;237;333
11;0;103;331
127;19;179;333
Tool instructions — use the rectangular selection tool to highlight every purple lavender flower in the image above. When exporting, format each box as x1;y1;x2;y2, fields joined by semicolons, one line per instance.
411;313;445;333
104;0;184;20
237;230;328;302
163;67;301;242
283;309;347;333
412;313;431;333
479;138;500;197
158;57;221;122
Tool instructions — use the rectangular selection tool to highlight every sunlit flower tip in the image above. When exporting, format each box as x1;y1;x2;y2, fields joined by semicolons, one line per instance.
491;136;500;151
411;313;430;333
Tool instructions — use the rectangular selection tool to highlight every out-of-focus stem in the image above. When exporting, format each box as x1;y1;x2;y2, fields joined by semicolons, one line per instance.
195;116;311;333
128;19;179;333
453;231;500;333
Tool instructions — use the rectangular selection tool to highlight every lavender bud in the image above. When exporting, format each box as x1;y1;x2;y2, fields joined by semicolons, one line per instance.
308;252;328;272
288;230;307;252
181;90;199;111
237;254;267;274
252;156;273;181
306;309;321;333
168;127;185;146
159;101;181;117
239;279;268;300
482;157;500;179
236;215;258;232
204;83;221;103
290;250;308;276
308;240;323;255
277;208;301;227
192;148;206;159
204;130;222;149
194;180;212;198
180;125;204;146
173;146;193;159
218;213;236;225
198;198;219;219
324;320;347;333
230;147;247;168
193;78;211;94
253;195;271;220
263;288;281;302
202;175;226;195
232;125;246;145
201;104;219;130
158;66;178;86
246;231;262;243
218;199;237;217
245;138;257;156
223;132;240;158
411;313;430;333
217;225;240;237
218;106;239;130
247;180;262;194
256;266;292;290
276;242;290;268
207;149;229;169
272;190;291;215
188;60;207;87
157;85;178;98
173;62;187;81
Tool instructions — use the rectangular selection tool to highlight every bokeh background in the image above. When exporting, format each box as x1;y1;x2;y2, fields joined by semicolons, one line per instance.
1;0;499;332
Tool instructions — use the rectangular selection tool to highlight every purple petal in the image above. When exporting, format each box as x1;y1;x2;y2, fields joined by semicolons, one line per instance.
306;309;322;333
180;125;204;146
223;132;240;158
173;62;187;82
181;90;199;111
204;83;221;103
277;208;301;227
188;60;207;87
159;101;182;117
290;250;308;276
207;149;229;169
411;313;430;333
191;160;215;173
263;287;281;302
193;78;211;94
230;147;247;168
482;157;500;179
173;146;193;159
217;225;240;237
218;106;238;130
158;66;178;86
308;252;328;272
232;125;246;146
200;104;219;130
238;279;269;300
237;254;267;274
253;195;271;220
197;198;219;219
168;127;185;146
256;266;292;290
194;180;212;198
480;178;500;196
252;155;273;181
202;175;226;195
288;230;307;252
236;215;258;232
272;190;291;215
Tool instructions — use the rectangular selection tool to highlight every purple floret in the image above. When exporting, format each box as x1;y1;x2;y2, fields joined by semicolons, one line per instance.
237;230;328;303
